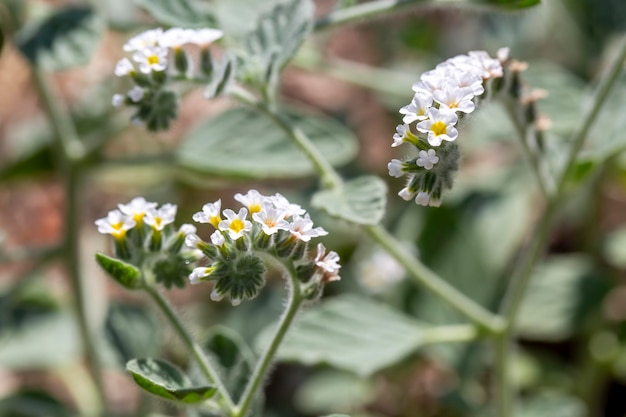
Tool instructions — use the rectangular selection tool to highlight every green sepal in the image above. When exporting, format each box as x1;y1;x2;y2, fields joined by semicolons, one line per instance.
95;252;142;289
126;358;217;404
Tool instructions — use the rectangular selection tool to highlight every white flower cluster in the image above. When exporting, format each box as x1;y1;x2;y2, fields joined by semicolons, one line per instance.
112;27;223;107
390;48;509;206
186;190;341;303
96;197;184;239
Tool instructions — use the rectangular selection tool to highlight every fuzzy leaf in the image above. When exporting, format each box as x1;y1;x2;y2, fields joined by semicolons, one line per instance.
239;0;313;92
255;295;430;377
103;303;160;366
134;0;216;27
126;358;217;404
472;0;540;9
16;5;102;71
95;252;141;289
177;108;357;179
312;176;387;225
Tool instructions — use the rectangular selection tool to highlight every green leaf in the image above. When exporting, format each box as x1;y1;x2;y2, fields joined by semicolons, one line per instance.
239;0;313;91
517;255;609;341
0;390;72;417
15;5;103;71
95;252;142;289
516;393;586;417
312;176;387;225
134;0;216;27
176;107;357;179
103;302;160;367
0;291;80;369
202;327;259;407
255;295;430;377
471;0;541;9
603;226;626;269
126;358;217;404
295;370;371;415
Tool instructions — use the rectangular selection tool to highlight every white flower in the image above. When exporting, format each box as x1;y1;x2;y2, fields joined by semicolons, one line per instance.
185;233;203;249
159;28;193;49
289;214;328;242
416;106;459;146
192;200;221;228
399;92;433;124
416;149;439;170
114;58;135;77
132;46;168;74
188;28;224;47
189;267;213;284
413;69;446;95
218;208;252;240
415;192;430;206
112;94;124;107
127;86;144;103
358;249;405;294
432;82;476;113
234;189;266;215
415;192;441;207
123;28;164;52
118;197;158;223
210;230;225;246
269;193;306;218
178;224;196;236
468;50;503;79
391;124;410;147
497;47;510;63
388;159;405;178
144;203;177;231
314;243;341;282
398;187;415;201
452;72;484;97
252;203;290;235
95;209;136;239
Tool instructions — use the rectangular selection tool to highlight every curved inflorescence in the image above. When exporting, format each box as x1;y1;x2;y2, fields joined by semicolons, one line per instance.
390;48;509;207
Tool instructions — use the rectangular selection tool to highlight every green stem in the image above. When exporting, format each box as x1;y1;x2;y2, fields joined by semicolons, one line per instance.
233;264;303;417
495;35;626;417
315;0;461;31
32;68;106;414
494;334;512;417
501;99;552;197
228;85;343;189
421;324;479;344
231;85;504;335
365;225;505;334
144;285;235;410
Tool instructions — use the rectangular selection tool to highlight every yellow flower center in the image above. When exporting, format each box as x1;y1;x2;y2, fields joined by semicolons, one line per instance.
230;218;244;233
133;213;144;223
249;203;262;214
147;55;159;65
111;222;126;239
210;215;221;229
153;217;162;229
264;219;276;228
431;121;447;136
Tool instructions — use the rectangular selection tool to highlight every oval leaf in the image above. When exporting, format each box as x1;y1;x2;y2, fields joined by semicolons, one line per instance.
134;0;216;27
255;295;430;377
95;252;142;289
126;358;216;404
16;5;102;71
312;176;387;225
177;108;357;179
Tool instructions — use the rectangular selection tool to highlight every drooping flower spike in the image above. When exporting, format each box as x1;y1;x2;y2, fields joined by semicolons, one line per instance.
389;48;508;207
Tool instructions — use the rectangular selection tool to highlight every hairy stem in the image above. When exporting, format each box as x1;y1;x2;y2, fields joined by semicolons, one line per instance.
144;285;236;411
495;36;626;417
32;68;106;414
233;263;303;417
